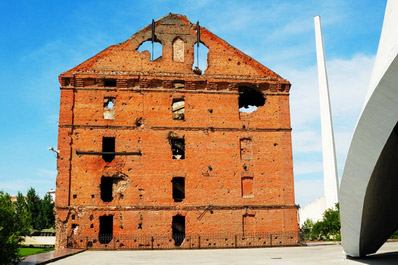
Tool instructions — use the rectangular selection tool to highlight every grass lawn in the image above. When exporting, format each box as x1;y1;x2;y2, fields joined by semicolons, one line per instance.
19;247;54;257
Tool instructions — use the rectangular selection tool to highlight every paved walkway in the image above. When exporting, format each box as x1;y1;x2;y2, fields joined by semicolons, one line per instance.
20;249;83;265
48;242;398;265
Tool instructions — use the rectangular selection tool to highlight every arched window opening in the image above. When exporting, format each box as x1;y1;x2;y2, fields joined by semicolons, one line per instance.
137;40;162;61
238;86;265;113
192;42;209;75
173;37;184;62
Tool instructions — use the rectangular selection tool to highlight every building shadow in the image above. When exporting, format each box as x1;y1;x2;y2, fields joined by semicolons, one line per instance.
348;251;398;265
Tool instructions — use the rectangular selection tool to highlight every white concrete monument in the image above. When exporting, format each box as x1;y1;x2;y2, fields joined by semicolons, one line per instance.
340;0;398;257
314;15;339;210
298;16;339;227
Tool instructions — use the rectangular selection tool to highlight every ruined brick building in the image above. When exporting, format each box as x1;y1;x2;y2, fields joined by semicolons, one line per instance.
55;13;298;249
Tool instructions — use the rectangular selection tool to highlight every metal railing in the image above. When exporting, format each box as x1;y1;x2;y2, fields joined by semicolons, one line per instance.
66;231;299;250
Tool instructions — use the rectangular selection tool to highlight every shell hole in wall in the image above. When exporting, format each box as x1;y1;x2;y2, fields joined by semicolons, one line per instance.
137;40;162;61
238;86;265;113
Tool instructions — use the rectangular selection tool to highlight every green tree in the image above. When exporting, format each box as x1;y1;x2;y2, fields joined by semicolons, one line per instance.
0;191;30;264
40;193;55;229
26;188;43;230
302;218;314;240
302;203;341;241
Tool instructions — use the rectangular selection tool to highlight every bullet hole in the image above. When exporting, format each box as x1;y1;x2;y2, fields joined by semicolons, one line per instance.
274;143;278;147
91;194;95;198
71;214;75;220
138;223;142;229
208;109;213;114
73;194;77;199
208;166;213;171
90;224;94;229
119;193;124;199
135;117;144;127
243;164;248;171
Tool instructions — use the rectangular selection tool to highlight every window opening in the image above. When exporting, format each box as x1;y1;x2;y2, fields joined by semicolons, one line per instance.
192;42;209;75
137;40;162;61
240;138;252;160
102;137;115;162
172;215;185;246
99;215;113;244
104;97;115;120
104;79;117;87
172;37;184;62
101;177;113;202
170;137;185;159
238;86;265;113
172;177;185;202
172;98;185;120
173;80;185;89
104;98;114;109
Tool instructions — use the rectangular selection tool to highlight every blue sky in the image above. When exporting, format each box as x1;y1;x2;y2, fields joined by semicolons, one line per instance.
0;0;387;205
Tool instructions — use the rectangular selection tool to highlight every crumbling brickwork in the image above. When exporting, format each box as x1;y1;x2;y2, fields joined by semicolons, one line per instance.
55;13;298;250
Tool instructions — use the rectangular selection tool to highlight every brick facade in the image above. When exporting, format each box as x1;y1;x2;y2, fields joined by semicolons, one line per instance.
55;13;298;249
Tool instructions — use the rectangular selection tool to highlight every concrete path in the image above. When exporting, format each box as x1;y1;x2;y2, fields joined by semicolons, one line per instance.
20;249;83;265
49;242;398;265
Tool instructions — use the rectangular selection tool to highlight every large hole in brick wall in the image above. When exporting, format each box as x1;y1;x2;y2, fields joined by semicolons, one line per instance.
138;39;162;61
102;137;115;162
192;42;209;75
170;137;185;159
172;215;185;246
172;177;185;202
238;86;265;113
101;177;113;202
99;215;113;244
172;98;185;120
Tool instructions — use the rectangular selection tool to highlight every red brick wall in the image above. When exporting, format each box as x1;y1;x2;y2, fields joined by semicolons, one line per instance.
55;13;298;249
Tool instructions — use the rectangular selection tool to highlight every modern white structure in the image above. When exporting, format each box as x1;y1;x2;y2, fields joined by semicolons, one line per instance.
314;15;339;210
298;16;339;226
340;0;398;257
